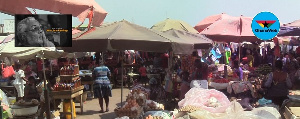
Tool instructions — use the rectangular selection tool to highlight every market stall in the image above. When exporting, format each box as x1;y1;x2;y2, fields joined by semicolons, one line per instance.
53;63;83;119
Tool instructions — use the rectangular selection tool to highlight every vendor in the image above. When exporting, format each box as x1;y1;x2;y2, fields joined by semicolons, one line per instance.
264;60;292;106
24;76;39;102
233;61;243;81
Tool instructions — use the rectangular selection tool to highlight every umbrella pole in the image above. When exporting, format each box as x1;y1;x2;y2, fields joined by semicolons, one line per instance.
121;55;124;108
238;42;241;66
42;52;51;119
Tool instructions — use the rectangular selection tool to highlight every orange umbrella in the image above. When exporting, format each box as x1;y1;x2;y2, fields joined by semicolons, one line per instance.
194;13;230;32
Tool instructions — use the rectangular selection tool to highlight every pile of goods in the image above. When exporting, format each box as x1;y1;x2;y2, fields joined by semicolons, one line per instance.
59;64;79;75
144;111;171;119
205;97;222;108
114;97;143;118
128;89;147;106
57;64;81;91
53;77;81;91
255;64;272;75
144;100;164;111
213;78;230;83
14;99;39;106
178;105;203;112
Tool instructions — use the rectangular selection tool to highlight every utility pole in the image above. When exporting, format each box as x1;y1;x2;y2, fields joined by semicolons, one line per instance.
0;24;4;33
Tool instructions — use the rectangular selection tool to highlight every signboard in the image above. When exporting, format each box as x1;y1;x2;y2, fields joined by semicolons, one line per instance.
4;19;15;33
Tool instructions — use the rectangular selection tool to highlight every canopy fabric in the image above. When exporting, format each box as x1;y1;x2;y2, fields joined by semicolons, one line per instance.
163;29;213;49
284;19;300;27
151;18;199;33
200;15;262;43
0;35;64;60
278;26;300;36
64;20;194;54
194;13;230;32
0;0;107;27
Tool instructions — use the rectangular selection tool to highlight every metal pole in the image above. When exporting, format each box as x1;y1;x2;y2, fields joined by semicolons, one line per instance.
238;42;241;66
42;52;51;119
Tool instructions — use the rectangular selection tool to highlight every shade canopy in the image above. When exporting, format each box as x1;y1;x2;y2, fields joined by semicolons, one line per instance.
278;26;300;36
164;29;213;49
200;15;262;43
151;18;199;33
0;0;107;26
64;20;194;54
0;35;64;60
284;19;300;27
194;13;230;33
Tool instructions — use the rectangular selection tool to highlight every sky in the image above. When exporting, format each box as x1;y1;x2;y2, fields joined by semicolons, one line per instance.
0;0;300;28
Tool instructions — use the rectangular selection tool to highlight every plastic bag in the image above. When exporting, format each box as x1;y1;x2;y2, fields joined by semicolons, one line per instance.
1;66;15;78
178;88;231;113
190;80;208;89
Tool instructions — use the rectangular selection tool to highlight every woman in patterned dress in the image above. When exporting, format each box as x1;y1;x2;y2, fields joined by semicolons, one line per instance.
93;62;112;113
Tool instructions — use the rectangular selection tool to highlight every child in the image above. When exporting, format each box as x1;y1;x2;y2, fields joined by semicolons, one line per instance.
24;76;40;102
139;64;147;86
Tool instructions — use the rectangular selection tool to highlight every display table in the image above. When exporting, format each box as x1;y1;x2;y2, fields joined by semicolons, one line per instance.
0;86;17;97
52;86;84;119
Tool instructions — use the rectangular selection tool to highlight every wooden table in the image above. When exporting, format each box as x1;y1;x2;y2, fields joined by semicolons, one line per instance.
52;86;84;119
81;80;94;98
0;86;17;97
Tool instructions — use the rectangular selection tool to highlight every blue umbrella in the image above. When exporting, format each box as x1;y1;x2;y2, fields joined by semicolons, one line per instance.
277;26;300;36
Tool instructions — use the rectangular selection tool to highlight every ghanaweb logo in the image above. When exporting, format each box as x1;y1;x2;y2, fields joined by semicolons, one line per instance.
251;12;280;40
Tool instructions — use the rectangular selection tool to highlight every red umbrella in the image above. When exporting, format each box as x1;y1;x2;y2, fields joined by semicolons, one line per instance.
0;0;107;27
194;13;230;32
200;15;262;43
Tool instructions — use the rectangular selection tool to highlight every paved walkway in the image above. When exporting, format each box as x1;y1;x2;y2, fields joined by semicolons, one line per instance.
72;87;130;119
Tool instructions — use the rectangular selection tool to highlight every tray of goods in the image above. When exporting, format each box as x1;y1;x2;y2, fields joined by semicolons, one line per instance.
114;98;143;118
144;100;164;111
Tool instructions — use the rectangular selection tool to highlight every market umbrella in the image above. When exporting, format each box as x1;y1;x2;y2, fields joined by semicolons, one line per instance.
200;15;262;43
194;13;230;33
284;19;300;27
151;18;199;34
164;29;213;49
0;0;107;27
64;20;194;54
277;26;300;36
0;35;64;60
